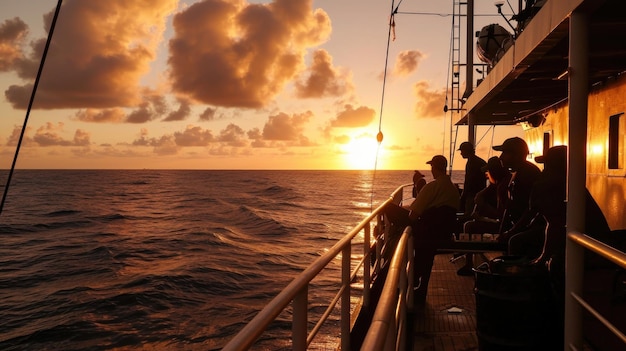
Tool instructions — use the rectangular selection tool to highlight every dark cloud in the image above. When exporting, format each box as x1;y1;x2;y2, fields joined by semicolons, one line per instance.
294;49;352;98
168;0;331;108
330;104;375;128
393;50;423;77
4;0;177;109
163;99;191;122
413;80;446;118
199;107;217;121
0;17;28;72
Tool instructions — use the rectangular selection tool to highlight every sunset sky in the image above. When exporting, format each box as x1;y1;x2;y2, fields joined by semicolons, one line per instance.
0;0;523;170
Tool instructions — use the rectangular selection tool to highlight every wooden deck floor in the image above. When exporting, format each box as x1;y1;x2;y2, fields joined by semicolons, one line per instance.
409;253;485;351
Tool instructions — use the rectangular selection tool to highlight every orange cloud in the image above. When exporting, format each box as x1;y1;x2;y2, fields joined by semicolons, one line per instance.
168;0;331;108
174;125;215;146
262;111;312;141
330;104;376;128
15;122;93;147
413;81;446;119
0;17;28;72
5;0;177;109
393;50;424;77
294;49;352;98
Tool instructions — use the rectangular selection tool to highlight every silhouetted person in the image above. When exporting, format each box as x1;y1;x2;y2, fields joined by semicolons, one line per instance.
412;170;426;198
383;155;460;304
458;141;487;219
458;156;510;275
493;137;543;258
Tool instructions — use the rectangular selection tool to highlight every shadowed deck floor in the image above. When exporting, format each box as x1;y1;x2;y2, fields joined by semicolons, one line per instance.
410;253;485;351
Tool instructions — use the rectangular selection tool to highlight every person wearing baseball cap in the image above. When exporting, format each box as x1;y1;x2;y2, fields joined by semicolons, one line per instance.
383;154;460;304
493;137;543;257
457;141;487;220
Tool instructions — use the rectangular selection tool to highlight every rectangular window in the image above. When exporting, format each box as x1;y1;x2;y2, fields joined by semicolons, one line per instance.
608;113;624;169
543;132;552;157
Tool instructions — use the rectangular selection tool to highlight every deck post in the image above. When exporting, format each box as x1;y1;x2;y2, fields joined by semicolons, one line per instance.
565;9;589;351
292;285;308;350
341;244;351;351
364;223;371;307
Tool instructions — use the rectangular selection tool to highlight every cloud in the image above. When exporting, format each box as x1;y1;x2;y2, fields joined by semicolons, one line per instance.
0;17;28;72
173;125;215;146
168;0;331;108
393;50;424;77
218;123;247;147
413;81;446;118
294;49;352;98
262;111;312;141
74;108;127;123
330;104;376;128
163;99;191;122
15;122;94;147
5;0;177;109
199;107;217;121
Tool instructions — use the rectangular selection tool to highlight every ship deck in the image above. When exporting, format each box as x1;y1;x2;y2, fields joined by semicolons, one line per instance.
410;253;596;351
409;253;485;351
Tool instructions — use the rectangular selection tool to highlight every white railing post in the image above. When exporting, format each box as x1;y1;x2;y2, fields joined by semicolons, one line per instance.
341;244;351;351
364;222;371;307
292;285;308;351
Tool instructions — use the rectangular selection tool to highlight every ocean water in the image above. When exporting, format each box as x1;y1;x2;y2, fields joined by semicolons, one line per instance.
0;169;463;350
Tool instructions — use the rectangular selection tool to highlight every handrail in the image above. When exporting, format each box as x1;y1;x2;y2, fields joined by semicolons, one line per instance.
361;226;413;351
222;183;413;350
565;231;626;349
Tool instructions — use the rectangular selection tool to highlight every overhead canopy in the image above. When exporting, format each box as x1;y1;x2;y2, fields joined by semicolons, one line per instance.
457;0;626;126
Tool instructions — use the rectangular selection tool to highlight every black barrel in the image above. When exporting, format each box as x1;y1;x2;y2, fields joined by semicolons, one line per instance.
473;256;561;351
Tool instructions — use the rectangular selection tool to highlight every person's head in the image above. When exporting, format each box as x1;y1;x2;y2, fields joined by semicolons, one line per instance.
413;170;425;183
481;156;507;184
426;155;448;177
458;141;475;159
492;137;529;169
535;145;567;178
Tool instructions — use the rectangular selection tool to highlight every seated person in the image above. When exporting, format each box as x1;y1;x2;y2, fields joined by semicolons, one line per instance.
457;156;510;275
384;155;460;304
492;137;544;259
412;170;426;198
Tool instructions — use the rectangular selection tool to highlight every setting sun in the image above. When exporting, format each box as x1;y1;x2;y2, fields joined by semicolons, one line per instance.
341;135;382;170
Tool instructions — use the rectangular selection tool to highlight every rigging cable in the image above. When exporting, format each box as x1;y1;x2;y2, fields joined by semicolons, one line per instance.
370;0;399;213
0;0;63;217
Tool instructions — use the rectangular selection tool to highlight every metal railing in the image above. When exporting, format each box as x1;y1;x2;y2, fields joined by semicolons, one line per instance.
361;226;413;351
222;184;413;351
565;231;626;350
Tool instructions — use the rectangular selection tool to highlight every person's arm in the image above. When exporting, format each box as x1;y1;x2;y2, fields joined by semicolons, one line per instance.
408;183;435;221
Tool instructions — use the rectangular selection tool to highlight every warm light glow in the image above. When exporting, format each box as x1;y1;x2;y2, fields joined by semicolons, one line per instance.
341;135;381;170
589;143;604;156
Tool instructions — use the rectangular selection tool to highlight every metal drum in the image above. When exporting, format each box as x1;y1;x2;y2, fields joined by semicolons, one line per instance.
473;256;561;351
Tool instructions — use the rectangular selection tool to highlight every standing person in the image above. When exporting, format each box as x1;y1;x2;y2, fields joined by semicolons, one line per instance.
458;141;487;219
383;155;460;304
493;137;543;256
412;170;426;198
456;142;487;275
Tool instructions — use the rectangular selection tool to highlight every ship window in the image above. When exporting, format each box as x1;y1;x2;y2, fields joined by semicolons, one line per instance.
608;113;625;169
543;132;552;156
